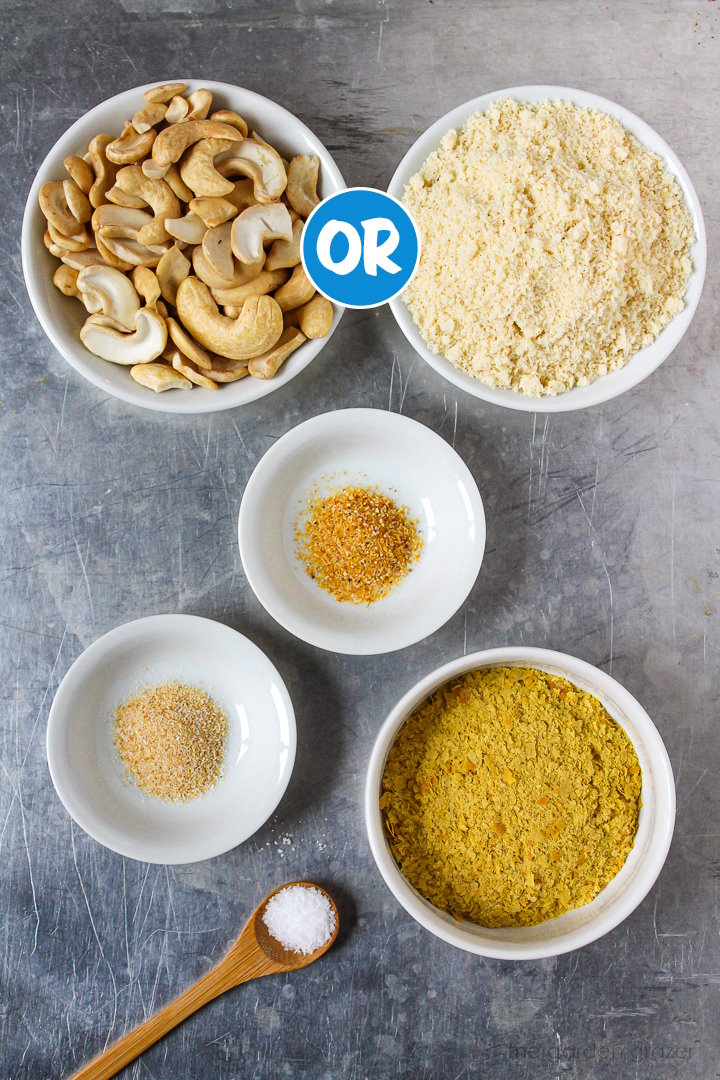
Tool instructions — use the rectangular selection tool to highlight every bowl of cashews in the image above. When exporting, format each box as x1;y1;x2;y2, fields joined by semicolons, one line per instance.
22;80;346;413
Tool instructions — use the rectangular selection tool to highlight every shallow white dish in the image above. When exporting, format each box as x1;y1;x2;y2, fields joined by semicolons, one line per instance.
46;615;296;863
388;85;706;413
22;80;345;414
366;647;675;959
238;408;486;655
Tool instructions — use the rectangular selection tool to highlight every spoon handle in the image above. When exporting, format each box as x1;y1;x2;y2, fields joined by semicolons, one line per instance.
70;962;233;1080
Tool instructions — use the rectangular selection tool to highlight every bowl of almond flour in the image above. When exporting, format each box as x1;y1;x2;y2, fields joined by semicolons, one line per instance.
388;86;705;412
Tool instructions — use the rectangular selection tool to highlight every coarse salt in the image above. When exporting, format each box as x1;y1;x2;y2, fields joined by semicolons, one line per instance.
262;885;336;955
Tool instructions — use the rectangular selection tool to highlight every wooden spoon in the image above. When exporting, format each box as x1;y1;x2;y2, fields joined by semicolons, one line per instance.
71;881;339;1080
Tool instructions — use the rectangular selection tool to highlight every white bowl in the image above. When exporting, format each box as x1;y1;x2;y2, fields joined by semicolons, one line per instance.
46;615;296;863
388;85;706;413
238;408;486;655
366;647;675;958
22;80;345;414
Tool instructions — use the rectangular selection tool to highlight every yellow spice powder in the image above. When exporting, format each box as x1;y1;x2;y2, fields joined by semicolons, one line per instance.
295;483;423;605
114;681;227;803
403;98;694;396
381;667;642;927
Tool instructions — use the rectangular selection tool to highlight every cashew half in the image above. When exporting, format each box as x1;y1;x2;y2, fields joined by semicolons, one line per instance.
202;221;234;279
47;220;90;252
64;155;94;195
130;362;192;391
77;265;141;328
106;125;156;165
156;245;190;306
211;268;288;307
286;154;320;217
132;102;166;134
191;244;257;290
202;355;250;382
165;95;190;124
274;264;315;312
265;218;304;271
185;88;213;121
166;316;214;370
176;277;283;360
39;181;82;236
209;109;248;136
87;135;119;208
166;348;219;389
115;165;180;244
53;265;80;297
189;196;238;229
248;327;306;379
214;139;287;204
152;120;244;167
80;307;167;364
231;202;292;265
132;266;162;308
60;248;109;271
165;212;207;246
97;234;169;269
284;295;333;338
106;184;148;209
179;138;237;198
143;82;187;104
92;204;153;238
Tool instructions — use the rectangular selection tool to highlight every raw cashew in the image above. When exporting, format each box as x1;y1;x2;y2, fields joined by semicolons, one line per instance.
64;155;94;195
165;212;207;246
165;95;189;124
163;163;195;203
286;154;320;217
180;138;238;198
191;244;257;290
53;265;80;297
202;221;234;279
248;327;306;379
92;204;152;238
130;362;192;391
202;355;250;382
265;219;304;271
231;203;293;265
156;245;190;305
285;295;333;338
62;180;92;224
143;82;187;104
209;109;248;136
132;102;166;134
176;277;283;360
185;88;212;121
225;180;256;213
211;269;288;307
48;220;90;252
132;266;161;308
214;139;287;204
106;184;148;209
189;196;238;229
80;307;167;364
115;165;181;244
167;348;219;389
39;181;82;236
87;134;120;208
77;265;140;328
151;120;244;167
106;125;156;165
273;264;315;312
166;316;214;370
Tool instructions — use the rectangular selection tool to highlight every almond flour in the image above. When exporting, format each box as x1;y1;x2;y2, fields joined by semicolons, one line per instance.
402;98;694;396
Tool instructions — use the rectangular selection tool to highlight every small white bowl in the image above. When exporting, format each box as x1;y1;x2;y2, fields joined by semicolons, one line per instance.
46;615;296;864
388;86;706;413
366;647;675;959
22;80;345;414
238;408;485;655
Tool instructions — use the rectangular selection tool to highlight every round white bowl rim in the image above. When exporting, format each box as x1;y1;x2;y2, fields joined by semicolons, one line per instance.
365;646;676;959
46;613;297;863
238;407;486;654
22;79;346;414
387;84;706;413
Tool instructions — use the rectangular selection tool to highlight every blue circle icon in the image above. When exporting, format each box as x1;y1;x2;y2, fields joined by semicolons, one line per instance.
301;187;420;309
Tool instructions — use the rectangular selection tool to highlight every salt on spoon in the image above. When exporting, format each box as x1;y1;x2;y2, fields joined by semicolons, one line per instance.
71;881;339;1080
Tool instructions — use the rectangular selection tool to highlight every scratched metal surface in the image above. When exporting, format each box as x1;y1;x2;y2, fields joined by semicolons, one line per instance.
1;1;719;1077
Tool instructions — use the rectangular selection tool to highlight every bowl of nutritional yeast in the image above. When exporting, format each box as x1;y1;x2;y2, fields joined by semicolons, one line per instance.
366;648;676;959
388;85;706;412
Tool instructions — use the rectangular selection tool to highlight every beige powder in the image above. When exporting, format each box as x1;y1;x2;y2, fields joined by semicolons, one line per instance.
402;99;694;396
